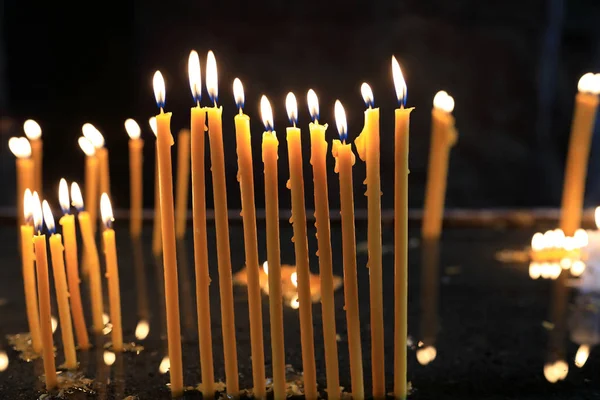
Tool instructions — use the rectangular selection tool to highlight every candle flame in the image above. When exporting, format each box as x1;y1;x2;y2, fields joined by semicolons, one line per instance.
571;260;586;277
0;351;8;372
59;178;70;215
544;360;568;383
23;119;42;140
290;294;300;310
575;345;590;368
543;230;556;248
103;351;116;366
24;189;33;222
574;229;589;248
553;228;565;248
595;207;600;230
51;315;58;333
153;71;166;110
260;95;274;132
100;193;114;229
334;100;348;142
233;78;245;111
416;345;437;365
148;117;157;137
82;123;105;148
125;119;141;140
433;90;455;113
560;257;572;269
135;320;150;340
32;192;43;233
8;137;32;158
159;356;170;374
307;89;319;122
531;232;545;251
529;262;541;279
291;271;298;288
263;261;269;275
78;136;96;156
286;92;298;126
361;83;374;108
391;56;407;107
206;50;218;105
71;182;84;211
188;50;202;104
103;313;110;325
577;72;600;94
42;200;55;235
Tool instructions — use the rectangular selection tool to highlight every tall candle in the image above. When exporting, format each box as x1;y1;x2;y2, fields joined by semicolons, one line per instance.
31;193;57;389
306;89;340;399
24;120;43;194
332;101;364;398
175;129;191;239
206;51;239;395
58;179;89;350
149;117;162;256
188;50;215;396
285;92;317;399
233;79;266;398
153;71;184;396
83;123;110;218
422;90;457;240
79;137;99;237
560;73;600;236
260;95;286;399
71;182;105;333
354;83;385;397
9;137;34;227
126;119;144;238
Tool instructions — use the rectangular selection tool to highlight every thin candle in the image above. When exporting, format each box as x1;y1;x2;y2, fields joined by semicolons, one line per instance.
175;128;191;240
24;119;42;194
83;123;111;201
149;117;162;256
79;136;99;237
126;119;144;238
9;137;34;227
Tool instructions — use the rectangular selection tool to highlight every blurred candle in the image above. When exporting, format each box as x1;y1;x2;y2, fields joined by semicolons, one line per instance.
79;136;99;236
125;119;144;238
307;89;340;400
560;73;600;236
9;137;34;227
24;119;42;194
175;128;191;239
83;123;111;201
286;92;317;399
153;71;183;396
149;117;162;256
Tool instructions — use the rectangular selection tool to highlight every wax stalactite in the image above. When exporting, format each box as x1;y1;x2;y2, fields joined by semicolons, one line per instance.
24;119;43;194
9;137;34;227
126;119;144;238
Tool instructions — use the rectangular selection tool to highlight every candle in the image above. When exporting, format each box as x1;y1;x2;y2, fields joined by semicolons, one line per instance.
188;50;215;396
20;189;42;353
78;137;99;237
125;119;144;238
31;193;57;389
23;119;43;194
233;78;266;398
100;194;123;352
9;137;34;227
392;56;412;400
149;117;162;256
260;95;286;399
71;182;105;333
354;83;385;397
42;200;77;369
331;101;364;398
58;179;90;350
306;89;340;399
560;73;600;236
422;90;457;240
205;50;239;395
175;128;191;240
285;92;317;399
153;71;184;396
83;123;111;200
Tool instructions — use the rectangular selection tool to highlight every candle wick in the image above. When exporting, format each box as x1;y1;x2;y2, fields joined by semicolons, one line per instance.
196;100;200;108
160;107;165;114
238;107;243;115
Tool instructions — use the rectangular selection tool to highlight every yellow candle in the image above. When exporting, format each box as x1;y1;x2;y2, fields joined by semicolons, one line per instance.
175;129;191;240
422;90;457;240
354;82;385;397
260;96;286;399
234;79;265;397
79;137;99;237
560;73;600;236
83;123;110;217
71;182;105;333
9;137;34;227
100;194;123;352
31;194;57;389
42;200;77;369
20;189;42;353
58;179;89;350
306;89;340;399
285;92;317;399
153;71;184;396
126;119;144;238
150;117;163;256
206;51;239;395
24;120;43;194
332;101;364;398
188;50;215;396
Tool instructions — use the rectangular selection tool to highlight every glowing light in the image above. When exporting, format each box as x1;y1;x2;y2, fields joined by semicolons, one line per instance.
577;72;600;94
391;56;407;107
42;200;55;234
543;230;556;248
58;178;70;214
233;78;244;111
159;356;170;374
8;137;32;158
125;119;141;140
531;232;545;251
135;320;150;340
290;295;299;310
544;360;569;383
550;263;562;280
529;262;541;279
153;71;166;109
595;207;600;230
575;345;590;368
291;271;298;288
100;193;114;229
103;313;110;325
148;117;157;136
416;346;437;366
71;182;84;211
286;92;298;126
32;192;43;233
78;136;95;156
307;89;319;122
553;229;566;248
433;91;455;113
51;315;58;333
23;189;33;222
559;258;572;270
0;351;8;372
262;261;269;275
82;123;104;148
103;351;116;366
334;100;348;142
571;260;586;277
206;50;218;104
574;229;589;248
188;50;202;103
23;119;42;140
260;95;274;132
361;83;374;108
563;237;576;252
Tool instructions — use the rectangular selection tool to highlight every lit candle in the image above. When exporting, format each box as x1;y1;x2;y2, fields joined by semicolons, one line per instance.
78;136;99;237
153;70;184;396
260;95;286;398
58;179;90;350
20;189;42;353
23;119;43;194
125;119;144;238
233;78;266;398
71;182;104;333
354;82;385;397
331;101;364;398
175;128;191;240
188;49;215;396
100;194;123;352
9;137;34;227
560;73;600;236
42;200;77;369
285;92;317;399
83;123;111;201
306;89;340;399
205;50;239;395
422;90;456;240
31;193;57;389
149;117;162;256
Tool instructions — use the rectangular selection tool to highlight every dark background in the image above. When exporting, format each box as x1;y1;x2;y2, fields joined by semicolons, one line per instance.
2;0;600;212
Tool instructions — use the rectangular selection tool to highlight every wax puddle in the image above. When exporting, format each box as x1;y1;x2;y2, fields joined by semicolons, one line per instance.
6;333;43;361
103;341;144;354
38;371;95;398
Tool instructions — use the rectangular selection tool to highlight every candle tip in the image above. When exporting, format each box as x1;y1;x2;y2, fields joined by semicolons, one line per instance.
307;89;319;122
206;50;218;105
59;178;71;215
260;95;274;132
188;50;202;104
153;71;166;110
286;92;298;126
148;117;157;137
8;137;32;159
71;182;84;212
125;119;141;140
100;193;114;229
78;136;96;156
391;56;408;107
233;78;245;111
42;200;56;235
334;100;348;142
23;119;42;140
360;83;374;108
32;192;43;233
433;90;455;113
578;72;600;94
23;189;33;223
82;123;105;148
